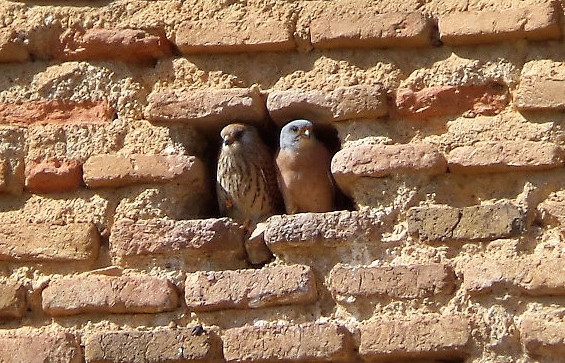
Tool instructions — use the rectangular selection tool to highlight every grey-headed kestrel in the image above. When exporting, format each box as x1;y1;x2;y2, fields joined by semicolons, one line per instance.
275;119;335;214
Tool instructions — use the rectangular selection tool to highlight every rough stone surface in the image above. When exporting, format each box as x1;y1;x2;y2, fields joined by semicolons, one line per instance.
0;281;26;319
223;322;354;363
25;159;83;193
521;316;565;356
515;60;565;110
0;328;82;363
0;29;29;63
184;264;317;311
0;222;100;262
42;273;179;316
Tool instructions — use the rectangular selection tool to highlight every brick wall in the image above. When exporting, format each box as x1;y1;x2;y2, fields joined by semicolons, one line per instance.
1;0;565;362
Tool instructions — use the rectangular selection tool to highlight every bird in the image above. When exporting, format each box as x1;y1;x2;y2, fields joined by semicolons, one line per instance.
216;123;281;225
275;119;335;214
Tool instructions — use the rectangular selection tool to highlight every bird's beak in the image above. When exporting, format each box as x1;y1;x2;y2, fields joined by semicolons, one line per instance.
223;134;235;146
301;129;311;139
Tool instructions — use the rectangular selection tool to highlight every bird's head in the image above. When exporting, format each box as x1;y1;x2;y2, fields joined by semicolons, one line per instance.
220;123;260;150
280;119;315;149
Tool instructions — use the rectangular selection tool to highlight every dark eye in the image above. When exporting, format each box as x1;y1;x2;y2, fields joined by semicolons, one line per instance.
234;130;244;139
291;126;298;132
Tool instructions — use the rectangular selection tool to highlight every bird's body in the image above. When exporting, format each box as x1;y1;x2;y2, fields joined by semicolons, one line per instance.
276;119;334;214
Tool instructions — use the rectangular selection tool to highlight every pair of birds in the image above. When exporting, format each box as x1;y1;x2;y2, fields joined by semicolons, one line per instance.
216;120;334;225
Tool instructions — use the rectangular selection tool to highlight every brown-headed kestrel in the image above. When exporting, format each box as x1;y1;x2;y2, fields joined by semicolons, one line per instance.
275;119;335;214
216;123;281;224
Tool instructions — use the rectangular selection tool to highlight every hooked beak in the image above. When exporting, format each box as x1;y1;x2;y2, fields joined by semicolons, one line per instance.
223;134;235;146
301;128;311;139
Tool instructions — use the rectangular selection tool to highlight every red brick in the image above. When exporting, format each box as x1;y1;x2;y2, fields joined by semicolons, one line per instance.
25;159;83;193
0;328;82;363
0;222;100;262
0;100;114;126
223;322;353;362
176;19;295;54
447;141;564;173
521;316;565;356
311;10;432;49
84;327;221;363
267;85;388;125
393;83;509;119
515;60;565;111
184;264;316;311
110;218;245;259
0;29;29;63
439;3;561;45
42;273;179;316
329;263;456;300
0;281;26;319
144;88;267;130
359;315;471;360
57;28;172;62
83;154;207;188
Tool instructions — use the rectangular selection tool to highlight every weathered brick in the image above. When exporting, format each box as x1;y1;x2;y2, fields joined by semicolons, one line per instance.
0;158;7;192
407;203;524;242
267;85;388;125
57;28;172;62
83;154;207;189
0;100;114;126
359;315;471;361
521;316;565;356
515;60;565;110
447;141;564;173
85;327;221;363
311;10;432;49
176;19;295;54
0;222;99;262
144;88;267;130
110;218;245;259
439;3;560;45
264;211;383;253
42;273;179;316
0;328;82;363
223;322;353;362
538;191;565;231
184;264;316;311
25;159;83;193
393;84;509;119
329;263;456;300
0;29;29;63
0;127;26;195
0;281;26;319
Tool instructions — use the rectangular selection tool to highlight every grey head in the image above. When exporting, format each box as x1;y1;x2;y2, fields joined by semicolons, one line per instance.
279;119;315;150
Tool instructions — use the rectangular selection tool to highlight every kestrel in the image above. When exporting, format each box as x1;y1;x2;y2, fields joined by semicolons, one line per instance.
216;123;281;224
275;119;335;214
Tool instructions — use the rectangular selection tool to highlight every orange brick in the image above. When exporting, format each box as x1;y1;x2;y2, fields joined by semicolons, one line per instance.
0;222;99;262
515;60;565;111
223;322;354;362
0;281;26;319
521;316;565;356
176;19;295;54
25;159;83;193
0;328;82;363
42;273;179;316
439;2;561;45
359;315;471;361
329;263;456;300
0;29;29;63
447;141;564;173
184;264;316;311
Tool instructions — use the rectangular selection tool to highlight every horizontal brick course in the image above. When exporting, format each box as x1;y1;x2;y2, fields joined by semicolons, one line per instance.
515;60;565;110
0;281;26;319
0;329;82;363
42;273;179;316
25;159;83;193
329;263;456;300
521;316;565;356
359;315;471;360
0;222;100;262
184;264;316;311
0;29;29;63
223;322;353;362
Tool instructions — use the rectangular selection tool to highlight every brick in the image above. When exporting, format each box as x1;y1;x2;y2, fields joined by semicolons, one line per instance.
515;60;565;111
0;158;7;192
25;159;83;193
57;28;172;62
447;141;564;173
42;273;179;316
83;154;207;188
264;210;383;253
246;222;273;265
223;322;353;362
85;327;221;363
110;218;245;259
329;263;456;300
393;84;509;119
0;29;29;63
439;3;560;45
311;10;432;49
0;222;99;262
407;203;524;242
0;328;82;363
521;316;565;356
359;315;470;360
267;85;388;125
0;281;26;319
184;264;316;311
538;191;565;230
144;88;267;130
176;19;295;54
464;256;565;296
0;100;114;126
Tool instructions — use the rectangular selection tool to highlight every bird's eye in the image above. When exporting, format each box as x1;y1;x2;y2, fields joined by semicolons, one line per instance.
234;130;244;139
291;126;298;132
